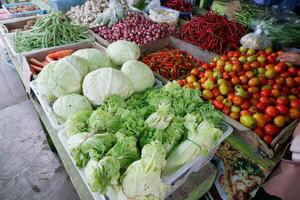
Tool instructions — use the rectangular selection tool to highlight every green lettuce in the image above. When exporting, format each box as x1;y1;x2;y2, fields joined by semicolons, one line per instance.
70;133;116;168
84;133;139;194
162;119;222;176
65;110;92;137
121;141;169;199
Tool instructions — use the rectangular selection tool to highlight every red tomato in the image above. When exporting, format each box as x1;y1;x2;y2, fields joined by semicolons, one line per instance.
231;76;240;85
294;77;300;84
250;61;260;69
245;71;255;79
268;80;276;86
250;98;259;106
281;72;289;78
266;64;275;70
223;72;230;80
271;89;281;98
212;87;221;97
220;55;228;61
254;127;264;138
239;75;248;84
229;112;240;120
265;106;279;118
291;88;299;95
233;63;242;72
248;87;259;94
227;92;235;101
243;63;251;71
288;67;298;76
274;64;285;74
289;108;300;119
202;63;210;69
258;75;268;85
240;110;252;116
286;77;296;88
233;96;243;106
253;113;266;128
198;72;205;79
234;52;241;57
267;55;275;63
212;100;224;110
253;93;260;99
298;70;300;77
259;96;271;105
264;124;279;136
249;105;257;113
273;84;282;90
222;106;231;115
240;101;251;110
263;135;273;145
227;51;235;58
276;77;285;85
277;96;289;106
282;87;290;96
290;99;300;108
248;77;260;87
276;104;289;115
261;89;272;97
257;102;268;112
265;114;273;123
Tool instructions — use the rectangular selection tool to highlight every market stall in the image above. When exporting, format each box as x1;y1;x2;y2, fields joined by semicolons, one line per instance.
1;0;300;199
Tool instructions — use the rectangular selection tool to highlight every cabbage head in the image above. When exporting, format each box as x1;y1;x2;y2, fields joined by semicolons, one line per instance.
72;48;113;71
53;94;92;122
106;40;140;66
48;55;89;98
121;60;155;92
36;61;57;102
65;110;93;137
82;68;134;106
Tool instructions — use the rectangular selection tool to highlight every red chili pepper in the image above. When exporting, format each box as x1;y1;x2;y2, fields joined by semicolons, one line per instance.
165;0;193;12
176;11;246;54
142;48;202;80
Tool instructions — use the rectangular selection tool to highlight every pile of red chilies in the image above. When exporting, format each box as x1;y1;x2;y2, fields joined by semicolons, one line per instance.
165;0;193;12
142;48;202;81
177;11;247;54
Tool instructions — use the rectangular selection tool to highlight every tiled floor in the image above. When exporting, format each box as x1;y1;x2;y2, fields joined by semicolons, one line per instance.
0;55;80;200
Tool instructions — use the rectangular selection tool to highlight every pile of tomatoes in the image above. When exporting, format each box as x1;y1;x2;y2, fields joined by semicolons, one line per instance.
177;47;300;145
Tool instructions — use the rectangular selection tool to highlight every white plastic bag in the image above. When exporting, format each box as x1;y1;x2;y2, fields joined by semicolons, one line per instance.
144;0;161;12
240;31;272;50
149;7;179;26
92;0;125;27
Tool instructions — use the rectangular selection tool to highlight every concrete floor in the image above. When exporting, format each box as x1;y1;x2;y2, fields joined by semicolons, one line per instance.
0;51;80;200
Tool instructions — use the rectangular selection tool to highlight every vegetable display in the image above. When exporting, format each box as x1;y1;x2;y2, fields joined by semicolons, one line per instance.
178;47;300;144
14;12;91;53
92;12;176;45
64;81;224;196
142;48;203;81
176;11;247;54
164;0;193;12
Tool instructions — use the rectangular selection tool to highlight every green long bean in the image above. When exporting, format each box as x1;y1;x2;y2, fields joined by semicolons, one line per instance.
14;12;91;53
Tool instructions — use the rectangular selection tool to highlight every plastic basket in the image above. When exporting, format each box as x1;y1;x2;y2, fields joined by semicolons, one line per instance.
2;2;45;18
47;0;86;12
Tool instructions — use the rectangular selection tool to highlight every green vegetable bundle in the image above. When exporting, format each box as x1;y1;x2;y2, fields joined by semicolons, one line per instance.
14;12;91;53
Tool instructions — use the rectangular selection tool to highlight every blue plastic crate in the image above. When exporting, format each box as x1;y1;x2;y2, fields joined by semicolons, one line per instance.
3;2;46;17
47;0;86;12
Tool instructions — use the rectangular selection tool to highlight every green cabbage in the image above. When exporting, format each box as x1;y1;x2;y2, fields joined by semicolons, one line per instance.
121;60;155;92
121;141;169;199
82;68;134;106
48;55;89;98
52;94;92;122
106;40;140;66
162;119;222;176
65;110;93;137
36;61;57;102
72;48;113;71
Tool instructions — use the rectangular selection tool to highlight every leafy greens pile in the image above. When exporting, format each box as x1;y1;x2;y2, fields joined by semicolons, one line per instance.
66;82;223;198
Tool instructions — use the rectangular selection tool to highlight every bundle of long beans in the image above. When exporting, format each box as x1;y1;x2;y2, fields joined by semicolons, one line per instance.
234;5;258;27
14;12;90;53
